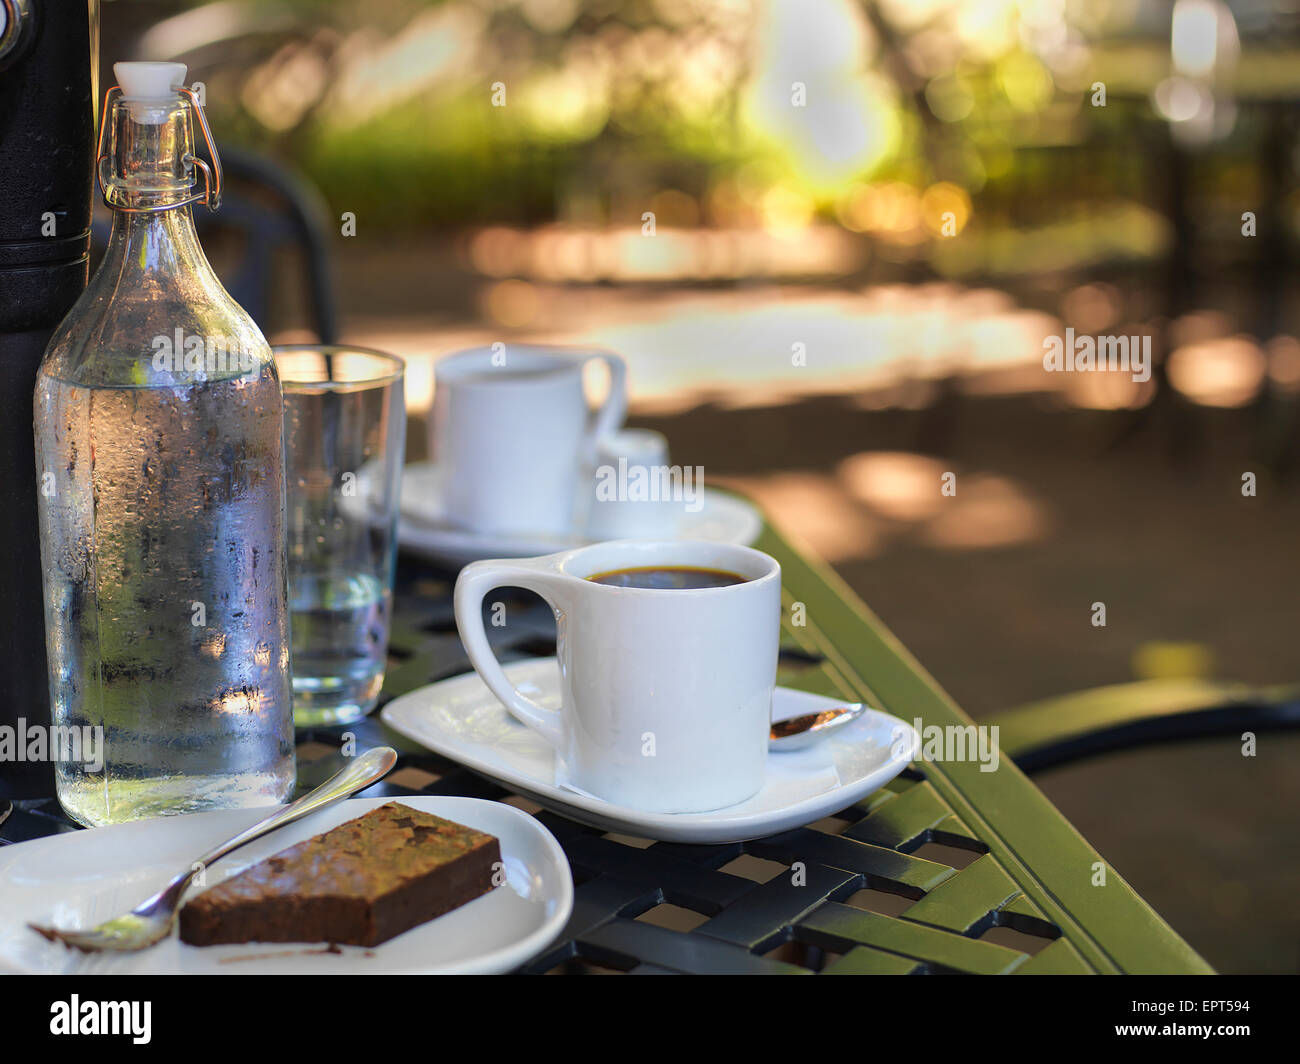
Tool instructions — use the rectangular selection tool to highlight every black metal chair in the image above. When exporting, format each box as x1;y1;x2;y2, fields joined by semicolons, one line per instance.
92;145;337;344
988;678;1300;774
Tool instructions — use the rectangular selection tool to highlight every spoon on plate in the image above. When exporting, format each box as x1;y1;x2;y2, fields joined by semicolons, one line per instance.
769;702;867;752
30;746;398;953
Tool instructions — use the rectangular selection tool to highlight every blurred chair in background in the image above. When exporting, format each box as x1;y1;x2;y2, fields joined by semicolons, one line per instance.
92;145;338;344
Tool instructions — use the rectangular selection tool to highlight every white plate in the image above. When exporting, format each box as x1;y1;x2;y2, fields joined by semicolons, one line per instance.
381;658;920;845
396;461;762;568
0;795;572;975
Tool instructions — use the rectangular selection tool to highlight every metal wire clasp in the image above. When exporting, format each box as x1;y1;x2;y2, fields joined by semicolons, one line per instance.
95;83;224;214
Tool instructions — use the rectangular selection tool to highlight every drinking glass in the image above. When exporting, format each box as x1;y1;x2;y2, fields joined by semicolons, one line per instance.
275;345;406;727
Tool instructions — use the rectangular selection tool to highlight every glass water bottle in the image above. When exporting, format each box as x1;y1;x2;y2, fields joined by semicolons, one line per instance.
34;62;295;826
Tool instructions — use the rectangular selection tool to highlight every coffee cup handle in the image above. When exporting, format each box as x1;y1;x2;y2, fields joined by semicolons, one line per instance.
582;351;627;461
454;557;573;750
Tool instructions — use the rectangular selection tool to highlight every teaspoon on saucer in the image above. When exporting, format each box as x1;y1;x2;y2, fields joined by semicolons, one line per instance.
769;702;866;752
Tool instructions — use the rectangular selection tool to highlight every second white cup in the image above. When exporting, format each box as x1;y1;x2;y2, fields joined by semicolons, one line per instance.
432;344;626;538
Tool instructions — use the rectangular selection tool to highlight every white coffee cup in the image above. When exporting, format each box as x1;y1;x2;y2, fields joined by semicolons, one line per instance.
454;539;781;813
433;345;627;537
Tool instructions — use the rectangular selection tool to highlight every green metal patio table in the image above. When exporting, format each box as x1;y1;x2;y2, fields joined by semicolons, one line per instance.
348;516;1212;975
0;515;1213;975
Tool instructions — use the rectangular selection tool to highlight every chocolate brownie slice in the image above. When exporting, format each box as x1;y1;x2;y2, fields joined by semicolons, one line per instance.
179;802;501;948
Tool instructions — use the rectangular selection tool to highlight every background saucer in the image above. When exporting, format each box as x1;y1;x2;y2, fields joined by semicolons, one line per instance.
394;461;762;567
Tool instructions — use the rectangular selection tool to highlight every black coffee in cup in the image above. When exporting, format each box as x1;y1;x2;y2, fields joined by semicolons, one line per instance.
587;566;746;590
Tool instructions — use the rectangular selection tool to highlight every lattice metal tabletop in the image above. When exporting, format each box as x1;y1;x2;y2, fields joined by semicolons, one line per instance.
0;517;1213;974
